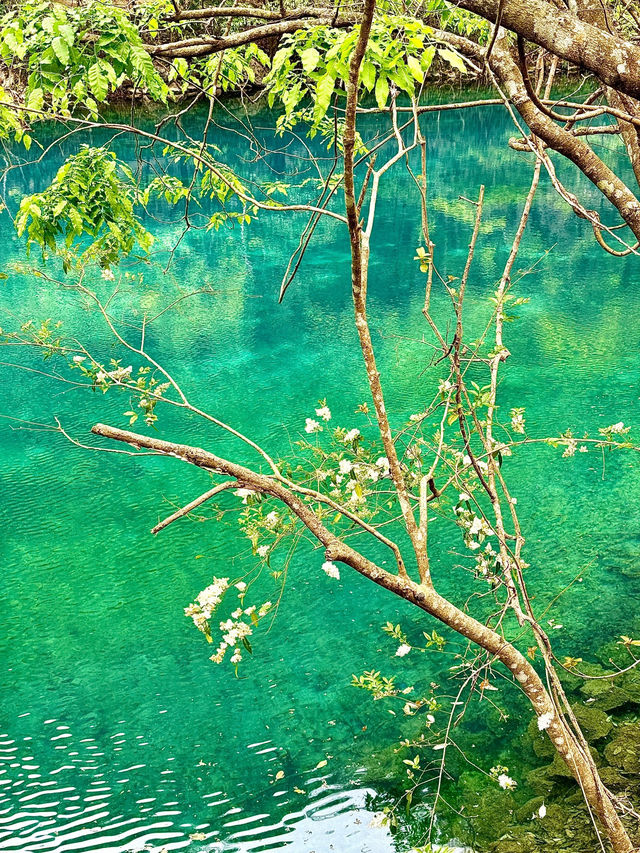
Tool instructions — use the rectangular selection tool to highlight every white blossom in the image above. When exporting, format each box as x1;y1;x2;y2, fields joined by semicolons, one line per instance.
611;421;625;433
305;418;322;434
72;355;86;363
538;804;547;819
101;268;115;281
265;511;279;526
396;643;411;657
510;408;525;434
235;581;247;592
257;545;269;558
497;773;516;790
537;711;553;731
343;428;360;443
235;488;254;504
375;456;390;477
315;405;331;421
339;459;353;474
322;560;340;580
194;577;229;618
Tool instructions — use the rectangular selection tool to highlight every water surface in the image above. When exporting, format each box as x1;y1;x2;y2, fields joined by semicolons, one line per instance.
1;96;640;852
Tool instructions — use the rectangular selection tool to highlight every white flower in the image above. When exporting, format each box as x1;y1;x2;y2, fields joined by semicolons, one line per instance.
101;267;115;281
230;651;242;664
72;355;86;363
459;492;470;502
96;371;107;383
537;711;553;731
343;428;360;443
438;378;454;394
375;456;390;477
315;405;331;421
339;459;353;474
611;421;625;433
538;803;547;819
396;643;411;657
426;714;435;725
258;601;272;617
265;511;279;526
469;516;483;536
305;418;322;434
257;545;269;558
368;467;380;482
498;773;516;790
235;488;254;504
235;581;247;592
322;560;340;580
579;445;588;453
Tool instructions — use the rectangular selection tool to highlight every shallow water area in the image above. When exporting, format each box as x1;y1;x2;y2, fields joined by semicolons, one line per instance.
1;94;640;852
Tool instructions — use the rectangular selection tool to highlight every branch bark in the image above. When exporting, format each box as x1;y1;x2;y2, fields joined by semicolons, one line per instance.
456;0;640;99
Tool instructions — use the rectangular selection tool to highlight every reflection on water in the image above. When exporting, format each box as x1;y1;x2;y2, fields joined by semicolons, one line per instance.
1;96;640;851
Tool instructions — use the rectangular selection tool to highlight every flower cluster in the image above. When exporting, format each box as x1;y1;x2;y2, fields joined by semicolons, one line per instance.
490;764;517;790
454;497;494;550
184;576;229;641
510;407;525;434
322;560;340;580
96;364;132;383
185;576;272;667
474;543;500;581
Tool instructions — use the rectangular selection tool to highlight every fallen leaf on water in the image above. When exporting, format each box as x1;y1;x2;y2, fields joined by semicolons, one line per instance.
315;759;328;769
275;770;284;781
190;832;206;841
294;786;306;794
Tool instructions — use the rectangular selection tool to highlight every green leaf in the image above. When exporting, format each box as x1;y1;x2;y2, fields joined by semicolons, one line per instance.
58;24;75;47
314;73;336;123
26;88;44;113
438;48;467;74
407;55;424;83
421;46;436;72
88;63;108;101
360;60;376;91
51;36;69;66
300;46;320;75
374;74;389;109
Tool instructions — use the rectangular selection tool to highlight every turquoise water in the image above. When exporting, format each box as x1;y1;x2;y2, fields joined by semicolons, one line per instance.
1;98;640;852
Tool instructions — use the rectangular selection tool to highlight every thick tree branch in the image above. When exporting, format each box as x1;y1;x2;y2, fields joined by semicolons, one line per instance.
148;15;351;57
455;0;640;99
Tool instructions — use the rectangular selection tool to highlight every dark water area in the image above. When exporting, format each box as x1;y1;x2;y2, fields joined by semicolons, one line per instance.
1;93;640;852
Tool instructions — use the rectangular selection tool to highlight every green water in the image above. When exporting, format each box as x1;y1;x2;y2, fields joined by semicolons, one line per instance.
1;98;640;853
